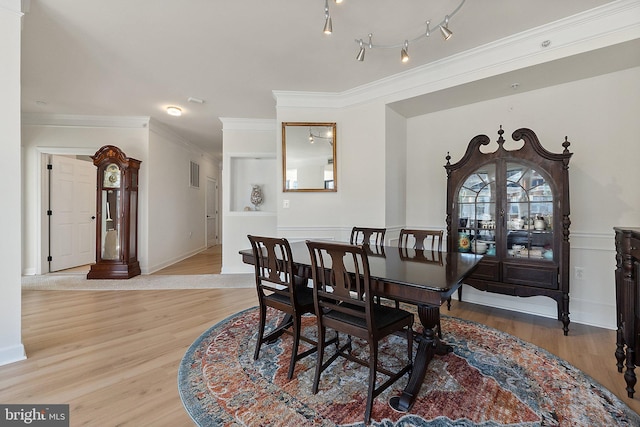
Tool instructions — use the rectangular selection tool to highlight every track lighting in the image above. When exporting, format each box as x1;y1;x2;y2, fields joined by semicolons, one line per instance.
401;40;409;63
439;15;453;40
321;0;465;64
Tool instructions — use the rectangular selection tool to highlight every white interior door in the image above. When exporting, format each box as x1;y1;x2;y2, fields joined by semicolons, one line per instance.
50;155;97;271
206;177;219;247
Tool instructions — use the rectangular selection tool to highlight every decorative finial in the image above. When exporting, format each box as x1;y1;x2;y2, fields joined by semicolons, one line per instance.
497;125;505;147
445;151;451;165
562;136;570;154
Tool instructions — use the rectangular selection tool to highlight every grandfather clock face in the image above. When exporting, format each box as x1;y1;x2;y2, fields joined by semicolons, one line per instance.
103;163;121;188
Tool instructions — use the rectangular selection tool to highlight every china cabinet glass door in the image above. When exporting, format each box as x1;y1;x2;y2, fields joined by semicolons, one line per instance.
457;164;496;255
505;162;554;261
455;161;555;262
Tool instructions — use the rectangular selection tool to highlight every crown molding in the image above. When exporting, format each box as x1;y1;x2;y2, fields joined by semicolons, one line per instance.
21;113;150;129
219;117;277;132
0;0;23;15
274;0;640;109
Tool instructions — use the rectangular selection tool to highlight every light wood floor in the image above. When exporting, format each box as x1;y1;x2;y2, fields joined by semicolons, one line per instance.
57;245;222;275
3;250;639;426
154;245;222;275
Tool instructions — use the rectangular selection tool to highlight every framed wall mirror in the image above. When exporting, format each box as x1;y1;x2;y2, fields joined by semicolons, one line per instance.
282;122;337;192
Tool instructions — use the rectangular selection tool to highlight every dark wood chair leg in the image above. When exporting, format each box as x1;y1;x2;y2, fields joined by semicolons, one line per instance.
254;304;267;360
364;345;377;424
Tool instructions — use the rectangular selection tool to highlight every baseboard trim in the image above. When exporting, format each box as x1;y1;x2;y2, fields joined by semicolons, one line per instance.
0;344;26;367
456;285;616;330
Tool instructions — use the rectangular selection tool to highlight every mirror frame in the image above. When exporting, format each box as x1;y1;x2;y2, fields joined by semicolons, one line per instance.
282;122;337;192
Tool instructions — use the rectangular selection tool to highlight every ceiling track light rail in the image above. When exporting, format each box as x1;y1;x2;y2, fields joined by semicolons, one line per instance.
323;0;466;63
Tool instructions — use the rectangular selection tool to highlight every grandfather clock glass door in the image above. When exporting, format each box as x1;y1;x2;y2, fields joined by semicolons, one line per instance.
88;146;141;279
102;164;121;260
128;169;138;262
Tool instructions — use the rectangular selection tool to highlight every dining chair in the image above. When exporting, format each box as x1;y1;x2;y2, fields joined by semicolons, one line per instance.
350;227;386;250
398;228;447;336
398;228;443;252
248;235;319;380
351;226;388;305
306;240;414;424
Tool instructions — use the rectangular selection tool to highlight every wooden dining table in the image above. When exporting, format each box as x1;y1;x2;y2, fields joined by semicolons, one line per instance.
239;240;482;413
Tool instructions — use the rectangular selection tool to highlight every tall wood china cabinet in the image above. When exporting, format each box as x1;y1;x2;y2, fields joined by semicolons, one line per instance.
445;127;572;334
87;145;141;279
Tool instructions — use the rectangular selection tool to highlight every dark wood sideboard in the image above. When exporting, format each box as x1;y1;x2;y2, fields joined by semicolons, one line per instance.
615;227;640;397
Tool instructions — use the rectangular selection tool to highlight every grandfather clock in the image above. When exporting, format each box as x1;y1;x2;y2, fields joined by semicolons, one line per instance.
87;145;141;279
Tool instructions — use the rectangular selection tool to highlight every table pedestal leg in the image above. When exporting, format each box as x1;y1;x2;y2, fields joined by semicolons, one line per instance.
389;303;451;412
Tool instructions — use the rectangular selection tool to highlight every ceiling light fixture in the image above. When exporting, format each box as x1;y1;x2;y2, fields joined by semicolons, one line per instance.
324;0;465;63
166;106;182;116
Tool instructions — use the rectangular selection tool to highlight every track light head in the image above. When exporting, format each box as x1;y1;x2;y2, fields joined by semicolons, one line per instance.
324;16;332;34
401;40;409;63
323;0;332;34
356;40;365;61
440;15;453;40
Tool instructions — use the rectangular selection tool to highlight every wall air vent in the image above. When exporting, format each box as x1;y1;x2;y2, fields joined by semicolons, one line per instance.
190;161;200;188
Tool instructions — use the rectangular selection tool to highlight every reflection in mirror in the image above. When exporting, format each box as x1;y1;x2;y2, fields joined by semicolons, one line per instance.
282;122;336;192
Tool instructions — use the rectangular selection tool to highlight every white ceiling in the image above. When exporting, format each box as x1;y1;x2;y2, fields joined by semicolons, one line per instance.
20;0;618;157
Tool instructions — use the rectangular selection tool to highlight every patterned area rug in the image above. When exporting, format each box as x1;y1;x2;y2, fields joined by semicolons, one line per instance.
178;307;640;426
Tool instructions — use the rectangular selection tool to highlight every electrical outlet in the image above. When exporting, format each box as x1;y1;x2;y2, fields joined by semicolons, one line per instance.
574;267;584;280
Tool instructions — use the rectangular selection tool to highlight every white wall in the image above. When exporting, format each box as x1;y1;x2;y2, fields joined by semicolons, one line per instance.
0;0;25;366
146;122;220;272
273;67;639;330
221;118;277;273
275;103;388;242
384;106;408;242
21;116;219;275
406;66;640;329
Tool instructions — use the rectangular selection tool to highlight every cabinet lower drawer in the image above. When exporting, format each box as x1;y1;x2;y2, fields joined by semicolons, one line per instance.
502;262;558;289
469;259;500;282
